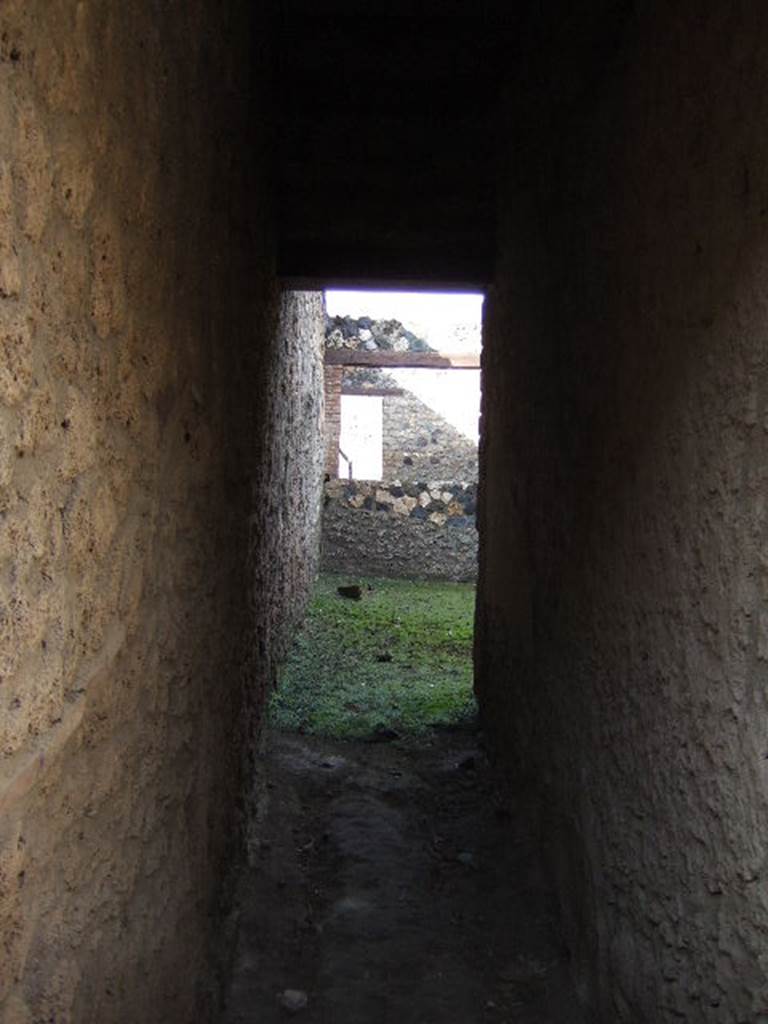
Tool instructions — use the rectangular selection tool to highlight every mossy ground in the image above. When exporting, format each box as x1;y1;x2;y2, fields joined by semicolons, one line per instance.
270;573;476;738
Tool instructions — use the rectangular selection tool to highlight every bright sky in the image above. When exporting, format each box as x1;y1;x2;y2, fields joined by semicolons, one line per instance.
325;290;483;442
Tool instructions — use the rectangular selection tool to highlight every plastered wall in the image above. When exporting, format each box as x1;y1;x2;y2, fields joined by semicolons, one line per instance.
0;4;323;1021
477;5;768;1021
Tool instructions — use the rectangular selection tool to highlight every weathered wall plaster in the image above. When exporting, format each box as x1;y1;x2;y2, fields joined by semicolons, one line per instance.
477;5;768;1021
0;5;324;1021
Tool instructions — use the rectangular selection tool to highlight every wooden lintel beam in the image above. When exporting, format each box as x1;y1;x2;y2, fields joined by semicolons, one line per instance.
325;350;480;369
341;387;405;397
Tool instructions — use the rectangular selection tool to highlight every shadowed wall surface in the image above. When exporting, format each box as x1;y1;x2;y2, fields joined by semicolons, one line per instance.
477;4;768;1019
4;2;768;1022
0;5;324;1021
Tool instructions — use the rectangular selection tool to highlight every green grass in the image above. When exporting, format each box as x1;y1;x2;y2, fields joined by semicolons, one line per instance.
270;574;477;738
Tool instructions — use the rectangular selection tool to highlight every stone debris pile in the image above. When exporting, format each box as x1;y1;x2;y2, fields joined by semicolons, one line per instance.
325;314;432;354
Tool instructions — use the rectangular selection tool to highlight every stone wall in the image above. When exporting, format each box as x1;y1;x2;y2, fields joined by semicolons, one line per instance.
322;480;477;581
382;387;478;484
0;5;324;1023
324;314;479;484
477;5;768;1021
324;314;430;475
336;367;478;484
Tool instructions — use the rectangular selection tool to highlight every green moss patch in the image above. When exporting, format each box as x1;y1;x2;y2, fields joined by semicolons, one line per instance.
270;574;476;738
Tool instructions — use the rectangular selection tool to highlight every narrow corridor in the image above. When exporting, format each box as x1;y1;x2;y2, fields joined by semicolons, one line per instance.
4;4;768;1020
224;729;584;1024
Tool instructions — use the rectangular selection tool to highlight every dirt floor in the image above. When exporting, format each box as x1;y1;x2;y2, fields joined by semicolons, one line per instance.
222;727;587;1024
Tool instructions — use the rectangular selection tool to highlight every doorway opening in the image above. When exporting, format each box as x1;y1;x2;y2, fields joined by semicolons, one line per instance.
275;288;483;741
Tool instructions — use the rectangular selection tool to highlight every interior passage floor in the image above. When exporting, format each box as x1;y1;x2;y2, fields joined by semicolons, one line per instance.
223;728;586;1024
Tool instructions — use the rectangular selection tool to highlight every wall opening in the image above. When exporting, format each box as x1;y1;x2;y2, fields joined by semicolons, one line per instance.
321;288;483;586
270;287;484;741
338;394;384;480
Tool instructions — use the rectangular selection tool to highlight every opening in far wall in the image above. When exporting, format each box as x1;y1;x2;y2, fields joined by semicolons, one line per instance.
324;289;482;482
338;394;383;480
321;288;483;586
272;287;484;743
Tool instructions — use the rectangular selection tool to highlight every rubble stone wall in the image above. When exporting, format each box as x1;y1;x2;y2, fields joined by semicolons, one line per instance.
322;480;477;581
382;388;478;484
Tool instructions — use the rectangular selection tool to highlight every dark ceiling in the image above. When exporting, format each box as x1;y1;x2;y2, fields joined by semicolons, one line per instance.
273;1;634;288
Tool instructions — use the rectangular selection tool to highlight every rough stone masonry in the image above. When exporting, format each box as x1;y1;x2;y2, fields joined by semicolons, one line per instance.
322;315;479;581
321;479;477;581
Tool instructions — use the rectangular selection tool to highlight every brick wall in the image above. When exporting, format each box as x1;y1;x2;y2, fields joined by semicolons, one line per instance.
324;365;342;476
